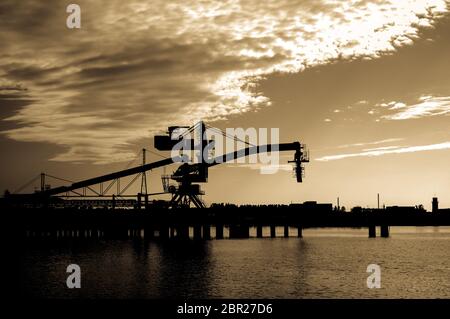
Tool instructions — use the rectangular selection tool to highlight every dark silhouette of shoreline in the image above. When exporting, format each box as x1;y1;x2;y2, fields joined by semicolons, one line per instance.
5;199;450;240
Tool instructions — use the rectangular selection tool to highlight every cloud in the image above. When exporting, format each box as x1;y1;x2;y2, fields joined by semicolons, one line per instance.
0;0;448;163
337;138;404;149
316;142;450;161
362;145;401;152
381;96;450;120
376;101;407;110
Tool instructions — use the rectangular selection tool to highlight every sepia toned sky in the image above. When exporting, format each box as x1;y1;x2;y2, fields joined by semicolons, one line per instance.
1;0;449;209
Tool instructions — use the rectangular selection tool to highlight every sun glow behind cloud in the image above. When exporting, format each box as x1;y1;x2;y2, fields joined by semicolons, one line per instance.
0;0;448;162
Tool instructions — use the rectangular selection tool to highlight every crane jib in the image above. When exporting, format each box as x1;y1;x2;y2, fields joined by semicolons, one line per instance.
37;142;303;197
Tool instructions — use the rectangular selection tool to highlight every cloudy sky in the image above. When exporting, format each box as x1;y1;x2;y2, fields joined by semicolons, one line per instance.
1;0;449;209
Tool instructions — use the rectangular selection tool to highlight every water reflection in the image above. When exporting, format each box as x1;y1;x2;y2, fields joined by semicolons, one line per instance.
153;241;212;298
19;227;450;299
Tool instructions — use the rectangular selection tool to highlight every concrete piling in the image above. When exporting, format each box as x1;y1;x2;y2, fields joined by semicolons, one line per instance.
368;224;376;238
256;225;263;238
297;225;303;238
193;225;202;240
216;224;224;239
380;225;390;238
203;225;211;240
176;226;189;239
159;225;169;239
270;225;276;238
284;225;289;238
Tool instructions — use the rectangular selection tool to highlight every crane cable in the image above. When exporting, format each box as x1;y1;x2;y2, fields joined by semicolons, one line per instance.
205;123;256;147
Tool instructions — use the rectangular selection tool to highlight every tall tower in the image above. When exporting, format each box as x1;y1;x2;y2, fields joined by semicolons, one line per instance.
432;197;439;213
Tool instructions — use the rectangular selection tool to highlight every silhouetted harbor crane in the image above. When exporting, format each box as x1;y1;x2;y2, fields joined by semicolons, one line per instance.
6;121;309;209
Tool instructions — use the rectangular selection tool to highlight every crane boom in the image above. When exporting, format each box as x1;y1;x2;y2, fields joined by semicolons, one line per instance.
31;142;304;197
37;142;305;198
39;157;175;197
209;142;301;167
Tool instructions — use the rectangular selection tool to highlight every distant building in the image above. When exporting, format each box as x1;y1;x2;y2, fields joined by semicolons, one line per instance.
290;201;333;213
385;205;425;215
350;206;363;214
431;197;450;214
432;197;439;213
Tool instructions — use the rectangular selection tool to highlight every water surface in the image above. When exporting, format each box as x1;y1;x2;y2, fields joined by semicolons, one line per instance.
20;227;450;298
